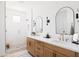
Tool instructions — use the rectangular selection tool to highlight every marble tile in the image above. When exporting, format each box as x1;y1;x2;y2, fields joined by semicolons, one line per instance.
5;49;32;57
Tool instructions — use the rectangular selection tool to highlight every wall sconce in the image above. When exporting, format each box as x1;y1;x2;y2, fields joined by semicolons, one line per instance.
76;9;79;22
76;13;78;19
76;8;79;19
46;17;50;25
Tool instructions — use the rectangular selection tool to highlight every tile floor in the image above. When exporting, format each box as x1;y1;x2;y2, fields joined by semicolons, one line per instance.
5;49;32;57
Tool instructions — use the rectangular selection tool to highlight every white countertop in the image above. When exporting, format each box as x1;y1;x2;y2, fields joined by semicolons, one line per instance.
28;35;79;53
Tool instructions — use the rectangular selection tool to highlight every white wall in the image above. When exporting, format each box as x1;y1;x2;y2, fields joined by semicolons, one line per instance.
23;1;79;35
0;2;5;56
6;1;79;35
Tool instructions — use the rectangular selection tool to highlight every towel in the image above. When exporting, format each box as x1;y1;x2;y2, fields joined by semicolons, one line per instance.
73;33;79;42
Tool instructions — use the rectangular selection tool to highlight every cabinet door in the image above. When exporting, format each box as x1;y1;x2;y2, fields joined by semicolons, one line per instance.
34;40;44;57
77;53;79;57
27;37;35;56
76;53;79;57
27;37;34;50
44;47;55;57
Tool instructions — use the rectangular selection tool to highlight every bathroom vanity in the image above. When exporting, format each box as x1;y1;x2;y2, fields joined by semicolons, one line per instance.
27;36;79;57
26;6;79;57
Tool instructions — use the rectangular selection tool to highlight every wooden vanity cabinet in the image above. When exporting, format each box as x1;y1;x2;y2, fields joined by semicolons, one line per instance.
27;37;77;57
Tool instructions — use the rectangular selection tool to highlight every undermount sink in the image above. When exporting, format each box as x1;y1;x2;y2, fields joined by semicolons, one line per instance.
42;35;72;44
49;38;72;43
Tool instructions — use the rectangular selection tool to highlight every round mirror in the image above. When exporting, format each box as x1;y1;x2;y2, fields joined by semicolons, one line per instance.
55;7;75;35
32;16;43;35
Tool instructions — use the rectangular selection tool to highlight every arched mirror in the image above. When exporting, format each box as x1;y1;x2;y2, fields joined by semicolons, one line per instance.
55;7;75;35
32;16;43;35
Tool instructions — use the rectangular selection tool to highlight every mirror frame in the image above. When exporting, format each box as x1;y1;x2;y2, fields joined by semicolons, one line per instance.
55;6;75;35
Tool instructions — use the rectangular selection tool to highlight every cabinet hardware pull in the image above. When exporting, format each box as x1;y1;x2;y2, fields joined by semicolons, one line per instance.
29;42;31;46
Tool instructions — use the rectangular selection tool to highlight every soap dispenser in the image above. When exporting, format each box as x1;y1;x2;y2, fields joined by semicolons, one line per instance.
46;34;50;38
61;34;64;41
